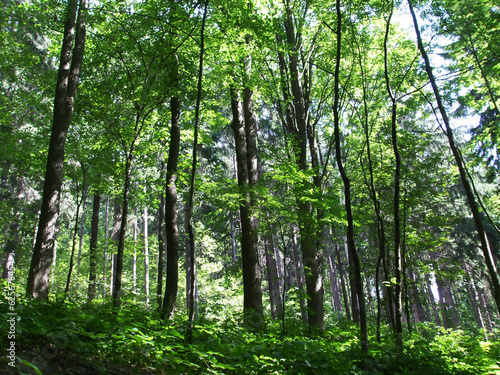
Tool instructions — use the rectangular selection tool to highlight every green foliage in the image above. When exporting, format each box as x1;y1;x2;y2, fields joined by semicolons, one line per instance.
1;298;498;374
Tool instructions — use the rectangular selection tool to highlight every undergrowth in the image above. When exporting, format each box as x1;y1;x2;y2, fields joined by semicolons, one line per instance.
1;296;499;374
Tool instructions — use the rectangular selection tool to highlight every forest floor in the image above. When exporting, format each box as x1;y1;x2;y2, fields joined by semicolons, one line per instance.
1;297;499;374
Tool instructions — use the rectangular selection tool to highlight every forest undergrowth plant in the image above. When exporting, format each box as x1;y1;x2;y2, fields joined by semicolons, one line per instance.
2;297;499;374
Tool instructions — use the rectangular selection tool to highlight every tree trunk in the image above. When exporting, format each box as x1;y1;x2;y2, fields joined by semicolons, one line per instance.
75;186;88;291
186;1;207;342
144;200;149;306
230;212;237;264
185;199;198;314
112;154;133;307
409;0;500;316
333;0;367;351
475;281;493;332
383;9;403;345
27;0;87;299
425;272;441;326
327;244;342;312
230;86;263;330
264;233;282;319
133;207;138;295
280;4;324;330
157;190;165;308
64;176;85;296
334;232;351;320
463;266;484;329
436;277;460;329
162;57;181;320
103;198;109;298
408;267;428;323
290;228;308;325
87;193;101;301
2;178;20;280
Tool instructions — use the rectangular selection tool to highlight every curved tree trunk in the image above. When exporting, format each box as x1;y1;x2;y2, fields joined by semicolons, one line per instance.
409;0;500;315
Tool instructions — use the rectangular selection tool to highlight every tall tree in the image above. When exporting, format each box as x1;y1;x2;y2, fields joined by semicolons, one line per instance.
27;0;87;299
332;0;368;352
408;0;500;315
185;0;208;343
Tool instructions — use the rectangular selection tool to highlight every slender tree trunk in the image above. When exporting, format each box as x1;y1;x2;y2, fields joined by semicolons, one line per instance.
112;152;134;307
144;199;149;306
327;244;342;312
409;0;500;315
103;198;109;298
230;212;237;264
64;177;85;296
185;199;194;312
383;8;403;346
27;0;87;299
162;57;181;320
133;207;138;296
87;193;101;301
157;190;165;308
333;0;367;351
264;234;281;319
334;232;351;320
186;0;207;342
75;186;88;291
290;228;308;325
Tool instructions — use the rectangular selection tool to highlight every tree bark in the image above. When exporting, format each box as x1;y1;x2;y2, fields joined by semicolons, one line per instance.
27;0;87;299
87;193;101;301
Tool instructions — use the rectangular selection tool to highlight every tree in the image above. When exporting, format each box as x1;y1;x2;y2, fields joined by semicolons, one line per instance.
27;0;87;299
408;0;500;316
